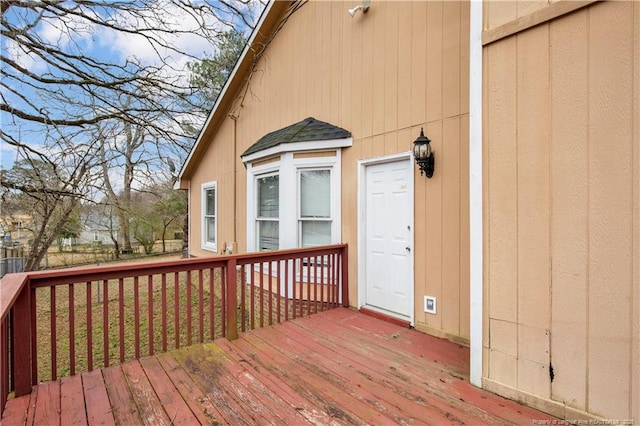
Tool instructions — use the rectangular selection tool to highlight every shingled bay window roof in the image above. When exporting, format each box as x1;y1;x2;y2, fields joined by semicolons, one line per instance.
242;117;351;157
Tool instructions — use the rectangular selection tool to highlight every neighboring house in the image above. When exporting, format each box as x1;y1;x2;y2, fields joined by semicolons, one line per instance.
0;213;31;243
78;207;118;246
77;229;114;246
177;0;639;422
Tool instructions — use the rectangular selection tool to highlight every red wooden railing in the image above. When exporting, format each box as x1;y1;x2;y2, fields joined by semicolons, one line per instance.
0;244;348;417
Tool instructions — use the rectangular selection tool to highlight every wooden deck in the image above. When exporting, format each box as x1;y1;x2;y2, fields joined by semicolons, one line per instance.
2;308;555;425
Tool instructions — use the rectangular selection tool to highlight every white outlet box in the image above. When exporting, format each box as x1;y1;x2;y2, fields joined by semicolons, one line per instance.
424;296;437;314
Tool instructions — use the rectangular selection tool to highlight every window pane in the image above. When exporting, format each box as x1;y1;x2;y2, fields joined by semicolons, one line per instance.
300;170;330;218
205;217;216;243
257;175;279;218
258;221;279;251
205;188;215;216
301;221;331;247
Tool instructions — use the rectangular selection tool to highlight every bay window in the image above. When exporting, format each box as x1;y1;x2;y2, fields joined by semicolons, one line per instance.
242;118;351;253
246;152;342;252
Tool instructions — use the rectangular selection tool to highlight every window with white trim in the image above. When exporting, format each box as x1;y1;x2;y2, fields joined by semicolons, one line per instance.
256;174;279;251
201;181;217;252
246;151;343;252
298;169;331;247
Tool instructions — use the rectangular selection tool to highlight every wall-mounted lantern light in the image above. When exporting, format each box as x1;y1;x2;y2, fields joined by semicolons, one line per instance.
413;128;434;178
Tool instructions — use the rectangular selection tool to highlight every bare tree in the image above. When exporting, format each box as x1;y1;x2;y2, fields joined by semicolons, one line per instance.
1;1;265;266
0;153;98;271
147;179;186;253
2;1;264;137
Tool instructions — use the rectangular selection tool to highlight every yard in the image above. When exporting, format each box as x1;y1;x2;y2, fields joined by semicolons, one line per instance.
41;239;184;269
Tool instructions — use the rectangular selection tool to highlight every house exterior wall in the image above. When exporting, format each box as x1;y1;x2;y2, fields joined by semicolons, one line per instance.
187;0;471;342
190;118;238;255
482;0;640;421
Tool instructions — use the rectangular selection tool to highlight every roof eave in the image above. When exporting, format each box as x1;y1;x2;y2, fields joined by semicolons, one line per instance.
241;137;354;164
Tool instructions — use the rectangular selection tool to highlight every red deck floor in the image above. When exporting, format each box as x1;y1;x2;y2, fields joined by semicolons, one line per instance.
2;308;556;425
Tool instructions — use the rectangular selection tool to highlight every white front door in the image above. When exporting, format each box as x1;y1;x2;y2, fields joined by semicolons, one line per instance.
361;157;413;320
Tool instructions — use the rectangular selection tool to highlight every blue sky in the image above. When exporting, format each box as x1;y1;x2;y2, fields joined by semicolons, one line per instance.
1;1;264;171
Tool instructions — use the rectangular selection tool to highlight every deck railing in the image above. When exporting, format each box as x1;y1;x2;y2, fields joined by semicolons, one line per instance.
0;244;348;417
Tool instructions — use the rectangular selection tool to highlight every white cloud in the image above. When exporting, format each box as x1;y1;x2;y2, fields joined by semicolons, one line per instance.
97;2;229;66
4;38;47;73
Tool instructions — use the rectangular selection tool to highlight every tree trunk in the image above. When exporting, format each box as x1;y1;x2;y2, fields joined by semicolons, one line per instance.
182;200;189;257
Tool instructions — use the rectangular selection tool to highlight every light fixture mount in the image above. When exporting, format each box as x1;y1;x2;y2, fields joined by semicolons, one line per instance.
348;0;370;17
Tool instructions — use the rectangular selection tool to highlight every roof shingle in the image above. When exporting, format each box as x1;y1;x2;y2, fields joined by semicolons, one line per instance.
242;117;351;157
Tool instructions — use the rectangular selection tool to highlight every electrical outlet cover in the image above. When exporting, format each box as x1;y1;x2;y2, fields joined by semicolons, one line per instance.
424;296;436;314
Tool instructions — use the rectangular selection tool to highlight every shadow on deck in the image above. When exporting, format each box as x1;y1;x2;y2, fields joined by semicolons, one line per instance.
2;308;555;425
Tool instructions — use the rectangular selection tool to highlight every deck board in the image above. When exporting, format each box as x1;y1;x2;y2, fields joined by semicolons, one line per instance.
287;325;492;424
60;375;87;426
2;308;557;425
32;380;59;426
214;337;341;425
252;321;436;425
208;341;310;425
120;360;172;425
172;344;262;424
1;392;30;425
262;320;466;425
138;356;199;426
82;369;115;426
261;320;491;426
242;332;396;425
154;352;225;424
234;333;372;425
102;365;141;425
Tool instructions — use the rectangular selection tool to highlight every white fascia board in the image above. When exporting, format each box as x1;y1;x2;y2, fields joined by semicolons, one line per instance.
241;137;353;164
177;1;276;181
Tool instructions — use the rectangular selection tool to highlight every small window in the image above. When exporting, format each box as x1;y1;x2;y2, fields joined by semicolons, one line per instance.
202;182;217;251
299;169;331;247
256;174;279;251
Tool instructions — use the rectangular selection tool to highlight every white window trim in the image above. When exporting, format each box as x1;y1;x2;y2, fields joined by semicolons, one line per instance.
201;181;218;252
246;149;343;253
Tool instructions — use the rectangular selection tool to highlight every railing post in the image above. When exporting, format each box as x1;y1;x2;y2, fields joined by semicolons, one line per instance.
226;257;238;340
341;245;349;308
13;282;32;396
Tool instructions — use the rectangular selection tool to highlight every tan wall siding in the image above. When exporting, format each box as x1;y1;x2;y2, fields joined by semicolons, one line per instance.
484;1;639;420
189;119;246;257
188;0;470;340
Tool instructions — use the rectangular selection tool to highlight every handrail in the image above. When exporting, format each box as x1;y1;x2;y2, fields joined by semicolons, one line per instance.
0;244;348;418
0;273;28;324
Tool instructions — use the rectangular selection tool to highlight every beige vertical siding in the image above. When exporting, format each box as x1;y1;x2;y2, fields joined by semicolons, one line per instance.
187;1;470;342
484;1;639;420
